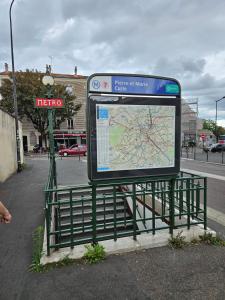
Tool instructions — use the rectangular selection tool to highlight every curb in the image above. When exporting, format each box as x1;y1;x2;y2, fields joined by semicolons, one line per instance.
40;226;215;265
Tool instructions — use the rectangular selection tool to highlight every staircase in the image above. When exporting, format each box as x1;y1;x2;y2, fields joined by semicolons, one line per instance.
54;187;136;246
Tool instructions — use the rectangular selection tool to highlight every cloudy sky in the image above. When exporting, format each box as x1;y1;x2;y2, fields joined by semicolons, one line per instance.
1;0;225;125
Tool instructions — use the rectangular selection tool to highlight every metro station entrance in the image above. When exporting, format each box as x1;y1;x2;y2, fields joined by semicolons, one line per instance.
44;74;207;256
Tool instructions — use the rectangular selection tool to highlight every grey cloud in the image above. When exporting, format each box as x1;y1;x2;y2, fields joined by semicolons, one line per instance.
1;0;225;122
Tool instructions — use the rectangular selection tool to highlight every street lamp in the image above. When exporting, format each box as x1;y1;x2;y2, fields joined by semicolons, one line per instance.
42;75;54;87
42;74;57;186
9;0;22;172
215;96;225;141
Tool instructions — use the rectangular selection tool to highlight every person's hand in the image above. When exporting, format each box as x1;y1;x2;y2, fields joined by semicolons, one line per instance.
0;210;12;224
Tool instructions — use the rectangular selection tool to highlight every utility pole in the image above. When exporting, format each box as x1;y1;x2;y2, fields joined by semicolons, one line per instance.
215;96;225;142
9;0;22;172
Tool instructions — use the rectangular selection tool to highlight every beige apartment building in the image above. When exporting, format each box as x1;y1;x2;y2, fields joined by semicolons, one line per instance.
0;64;87;151
1;63;206;151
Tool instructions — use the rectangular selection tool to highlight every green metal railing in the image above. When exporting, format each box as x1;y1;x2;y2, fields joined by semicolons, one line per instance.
44;167;207;256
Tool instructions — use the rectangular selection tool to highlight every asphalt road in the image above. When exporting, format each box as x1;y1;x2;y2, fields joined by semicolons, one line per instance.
181;159;225;213
0;157;224;300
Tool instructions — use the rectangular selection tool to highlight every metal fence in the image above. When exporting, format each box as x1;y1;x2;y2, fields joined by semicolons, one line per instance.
181;147;225;164
44;166;207;255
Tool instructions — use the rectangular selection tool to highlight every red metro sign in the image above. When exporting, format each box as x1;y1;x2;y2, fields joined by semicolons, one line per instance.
35;98;64;108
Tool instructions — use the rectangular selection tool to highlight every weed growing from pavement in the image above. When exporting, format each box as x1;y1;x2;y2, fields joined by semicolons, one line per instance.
29;228;105;272
168;231;225;250
199;233;225;246
29;225;44;272
29;224;80;273
168;231;187;249
83;244;106;264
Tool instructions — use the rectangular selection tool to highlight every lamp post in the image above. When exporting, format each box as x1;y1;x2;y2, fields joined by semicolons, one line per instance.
9;0;22;172
215;96;225;141
42;74;57;187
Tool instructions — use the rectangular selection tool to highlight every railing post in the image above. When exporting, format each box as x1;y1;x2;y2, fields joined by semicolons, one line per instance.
196;181;200;218
92;184;97;244
45;192;50;256
169;178;175;235
132;183;137;240
152;181;156;235
186;179;191;229
69;190;74;249
204;177;207;230
113;186;117;241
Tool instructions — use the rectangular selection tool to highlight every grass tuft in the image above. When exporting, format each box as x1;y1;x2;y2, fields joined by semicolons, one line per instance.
199;233;225;246
83;243;106;264
168;231;187;249
29;225;44;272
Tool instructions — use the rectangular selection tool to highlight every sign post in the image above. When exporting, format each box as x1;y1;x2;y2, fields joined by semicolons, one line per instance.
35;74;64;187
87;73;181;182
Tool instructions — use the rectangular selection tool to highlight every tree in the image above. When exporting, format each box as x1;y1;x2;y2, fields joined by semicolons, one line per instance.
0;70;81;144
203;119;225;137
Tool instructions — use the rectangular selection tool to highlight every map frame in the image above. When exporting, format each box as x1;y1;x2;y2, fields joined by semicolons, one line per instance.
87;73;181;182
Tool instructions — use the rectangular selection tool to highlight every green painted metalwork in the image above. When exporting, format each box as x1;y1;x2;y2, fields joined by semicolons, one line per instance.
44;169;208;255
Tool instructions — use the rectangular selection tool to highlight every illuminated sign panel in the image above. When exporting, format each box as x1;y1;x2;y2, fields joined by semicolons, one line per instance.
89;75;180;96
35;98;64;108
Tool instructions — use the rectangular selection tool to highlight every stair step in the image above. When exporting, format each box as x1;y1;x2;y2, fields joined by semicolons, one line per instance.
57;226;135;244
58;198;126;211
59;212;132;228
56;187;115;199
59;205;128;219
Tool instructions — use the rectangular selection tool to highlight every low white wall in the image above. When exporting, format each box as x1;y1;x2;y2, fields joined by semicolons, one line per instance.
0;109;24;182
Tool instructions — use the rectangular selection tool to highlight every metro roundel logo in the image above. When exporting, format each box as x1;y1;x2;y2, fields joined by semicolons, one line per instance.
92;80;100;90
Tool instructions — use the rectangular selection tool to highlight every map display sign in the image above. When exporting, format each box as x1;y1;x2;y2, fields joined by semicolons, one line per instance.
87;73;181;181
96;104;175;172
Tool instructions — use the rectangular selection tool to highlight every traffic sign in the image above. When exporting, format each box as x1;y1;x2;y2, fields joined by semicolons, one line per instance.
35;98;64;108
200;134;206;139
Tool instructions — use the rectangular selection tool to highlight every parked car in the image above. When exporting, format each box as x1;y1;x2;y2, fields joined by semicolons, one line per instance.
203;143;225;153
58;144;87;156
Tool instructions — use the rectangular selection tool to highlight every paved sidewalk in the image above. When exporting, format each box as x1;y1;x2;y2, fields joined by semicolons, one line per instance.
0;158;225;300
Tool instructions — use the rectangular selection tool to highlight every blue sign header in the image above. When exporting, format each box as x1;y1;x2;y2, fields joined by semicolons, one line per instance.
89;74;180;96
112;76;179;95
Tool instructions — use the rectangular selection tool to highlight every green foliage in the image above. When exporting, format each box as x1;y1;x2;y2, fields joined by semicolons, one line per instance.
0;70;81;136
83;243;106;264
202;119;216;133
29;225;44;272
168;231;187;249
203;119;225;136
199;233;225;246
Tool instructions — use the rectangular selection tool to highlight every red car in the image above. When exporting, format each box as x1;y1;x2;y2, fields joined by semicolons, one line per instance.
59;144;87;157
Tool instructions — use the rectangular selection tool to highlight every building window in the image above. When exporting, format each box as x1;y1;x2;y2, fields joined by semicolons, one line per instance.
67;119;74;129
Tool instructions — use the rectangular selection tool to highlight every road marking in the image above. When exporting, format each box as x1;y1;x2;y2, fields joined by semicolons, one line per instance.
181;168;225;182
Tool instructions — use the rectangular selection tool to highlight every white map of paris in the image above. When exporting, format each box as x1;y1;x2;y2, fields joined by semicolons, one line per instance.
96;104;175;171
